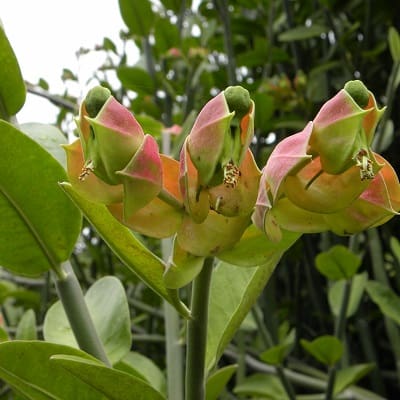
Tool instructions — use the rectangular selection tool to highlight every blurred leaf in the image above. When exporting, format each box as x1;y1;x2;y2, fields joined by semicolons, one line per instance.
365;280;400;325
115;351;166;396
301;335;343;366
206;257;281;371
0;341;107;399
60;183;189;317
315;245;361;280
15;309;37;340
253;93;275;130
153;17;180;54
278;24;328;42
329;272;368;318
0;25;26;117
0;121;81;276
21;122;67;169
117;66;156;95
372;119;394;152
52;354;165;400
135;114;164;138
160;0;191;13
261;329;295;365
0;327;8;342
388;27;400;62
118;0;155;36
390;236;400;265
334;363;375;395
206;364;237;400
234;373;287;398
44;276;131;365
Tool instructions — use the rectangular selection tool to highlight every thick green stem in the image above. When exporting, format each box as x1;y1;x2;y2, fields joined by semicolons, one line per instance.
185;257;214;400
54;261;110;366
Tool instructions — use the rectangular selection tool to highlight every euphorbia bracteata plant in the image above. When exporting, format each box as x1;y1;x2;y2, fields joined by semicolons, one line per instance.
253;80;400;241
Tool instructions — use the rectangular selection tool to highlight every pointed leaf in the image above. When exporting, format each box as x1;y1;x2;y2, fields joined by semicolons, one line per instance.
206;257;281;371
206;364;237;400
51;354;165;400
389;27;400;62
334;363;375;395
115;351;166;396
0;341;107;399
278;24;328;42
0;121;81;276
365;280;400;325
117;67;156;95
260;342;293;366
60;183;189;317
301;335;343;366
0;25;26;117
44;276;131;365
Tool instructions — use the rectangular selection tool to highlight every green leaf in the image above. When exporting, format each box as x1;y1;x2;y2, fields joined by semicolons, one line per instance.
315;245;361;280
234;373;287;399
365;280;400;325
60;183;189;317
206;364;237;400
328;272;368;317
206;257;281;371
0;121;81;276
301;335;343;366
0;26;26;117
44;276;131;365
390;236;400;264
388;27;400;62
218;225;300;267
117;66;156;95
118;0;155;36
15;309;37;340
0;341;107;399
334;363;375;395
51;354;165;400
261;338;294;366
164;238;204;289
115;351;166;395
135;115;164;138
278;24;328;42
21;123;67;169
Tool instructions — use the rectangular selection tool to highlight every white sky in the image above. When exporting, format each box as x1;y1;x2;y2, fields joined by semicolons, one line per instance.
2;1;127;124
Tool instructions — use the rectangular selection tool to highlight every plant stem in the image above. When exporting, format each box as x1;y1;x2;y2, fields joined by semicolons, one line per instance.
54;260;110;366
162;236;185;400
185;257;214;400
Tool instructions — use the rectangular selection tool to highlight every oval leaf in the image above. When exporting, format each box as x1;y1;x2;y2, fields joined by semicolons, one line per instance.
60;183;189;317
118;0;155;36
51;354;165;400
117;66;156;95
0;26;26;117
44;276;131;365
0;341;107;399
315;245;361;280
389;27;400;62
15;309;37;340
206;364;237;400
334;363;375;395
0;121;81;276
21;122;67;169
301;335;343;366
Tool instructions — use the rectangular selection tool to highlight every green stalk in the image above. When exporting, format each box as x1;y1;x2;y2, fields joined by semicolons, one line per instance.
54;261;110;366
162;236;185;400
185;257;214;400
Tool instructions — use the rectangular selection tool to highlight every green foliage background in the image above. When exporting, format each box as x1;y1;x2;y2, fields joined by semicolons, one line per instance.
1;0;400;399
